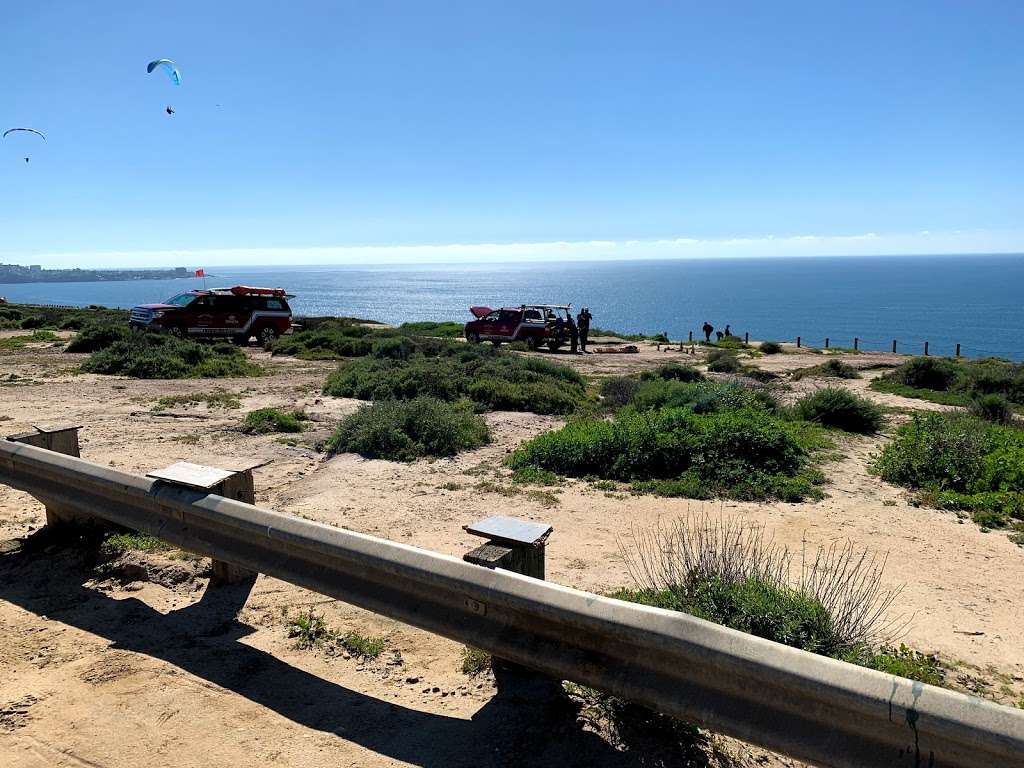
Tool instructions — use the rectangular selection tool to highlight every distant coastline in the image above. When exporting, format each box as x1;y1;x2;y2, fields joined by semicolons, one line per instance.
0;263;192;285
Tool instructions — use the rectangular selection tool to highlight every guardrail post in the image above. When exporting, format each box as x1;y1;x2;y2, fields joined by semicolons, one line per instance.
924;341;929;356
956;343;961;357
854;337;859;351
688;330;693;342
462;515;551;580
463;516;553;676
6;424;86;529
824;337;829;349
796;335;801;348
892;339;897;353
744;332;749;344
147;461;260;585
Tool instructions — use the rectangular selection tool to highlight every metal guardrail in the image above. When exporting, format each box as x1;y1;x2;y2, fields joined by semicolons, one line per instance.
1;439;1022;768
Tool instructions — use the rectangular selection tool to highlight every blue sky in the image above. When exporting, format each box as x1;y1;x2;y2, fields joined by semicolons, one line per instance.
2;1;1023;267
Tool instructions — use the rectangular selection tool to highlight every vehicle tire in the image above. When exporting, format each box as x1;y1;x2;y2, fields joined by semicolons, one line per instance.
466;331;481;344
168;323;187;339
257;325;279;347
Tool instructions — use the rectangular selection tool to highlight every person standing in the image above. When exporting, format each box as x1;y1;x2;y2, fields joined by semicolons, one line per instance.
724;324;732;338
576;307;593;353
702;321;714;342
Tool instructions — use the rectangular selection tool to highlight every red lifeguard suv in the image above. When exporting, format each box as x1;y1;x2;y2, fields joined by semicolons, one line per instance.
129;285;293;346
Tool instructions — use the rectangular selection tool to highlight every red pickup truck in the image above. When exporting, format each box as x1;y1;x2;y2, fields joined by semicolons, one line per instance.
129;285;293;346
464;304;574;350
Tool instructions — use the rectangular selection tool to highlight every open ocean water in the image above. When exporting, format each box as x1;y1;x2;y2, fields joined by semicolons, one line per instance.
2;254;1022;360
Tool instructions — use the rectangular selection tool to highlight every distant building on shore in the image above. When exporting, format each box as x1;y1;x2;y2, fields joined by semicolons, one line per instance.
0;263;194;285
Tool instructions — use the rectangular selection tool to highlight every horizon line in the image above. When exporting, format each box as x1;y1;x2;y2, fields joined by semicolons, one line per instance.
5;228;1024;269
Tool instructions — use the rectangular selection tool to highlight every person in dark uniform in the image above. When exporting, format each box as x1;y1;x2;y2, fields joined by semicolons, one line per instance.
724;324;732;338
702;321;714;343
576;307;593;353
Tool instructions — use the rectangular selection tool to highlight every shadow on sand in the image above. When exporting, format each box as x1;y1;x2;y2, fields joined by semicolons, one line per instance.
0;531;720;768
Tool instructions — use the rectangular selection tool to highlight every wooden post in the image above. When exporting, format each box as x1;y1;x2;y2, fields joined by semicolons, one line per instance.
7;424;88;529
463;516;551;581
744;332;749;344
824;337;829;349
688;330;693;342
956;343;961;358
147;461;262;585
924;341;929;356
854;337;859;351
796;336;801;348
892;340;897;353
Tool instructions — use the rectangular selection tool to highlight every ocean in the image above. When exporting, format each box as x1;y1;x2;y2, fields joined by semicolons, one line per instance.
2;254;1022;360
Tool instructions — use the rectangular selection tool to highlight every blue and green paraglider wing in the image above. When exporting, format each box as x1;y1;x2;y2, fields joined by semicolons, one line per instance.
147;58;181;86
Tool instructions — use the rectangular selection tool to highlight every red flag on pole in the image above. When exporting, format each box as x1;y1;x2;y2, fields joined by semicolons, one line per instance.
195;268;205;277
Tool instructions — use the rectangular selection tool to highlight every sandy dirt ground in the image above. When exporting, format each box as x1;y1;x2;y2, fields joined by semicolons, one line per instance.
0;334;1021;767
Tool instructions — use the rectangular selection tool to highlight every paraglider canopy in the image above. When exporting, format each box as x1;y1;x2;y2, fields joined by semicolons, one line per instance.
3;128;46;141
3;128;45;162
147;58;181;86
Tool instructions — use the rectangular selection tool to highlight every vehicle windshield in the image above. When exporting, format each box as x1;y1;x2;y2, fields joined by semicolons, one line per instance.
163;293;195;307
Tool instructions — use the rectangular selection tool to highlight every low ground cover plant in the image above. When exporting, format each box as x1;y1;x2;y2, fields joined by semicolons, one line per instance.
872;356;1024;409
0;330;60;351
81;333;262;379
791;387;884;433
872;411;1024;528
791;358;860;381
759;341;784;355
327;396;489;461
323;344;586;415
153;389;241;411
243;407;307;434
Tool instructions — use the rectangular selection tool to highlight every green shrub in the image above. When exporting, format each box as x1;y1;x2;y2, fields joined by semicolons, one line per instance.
888;357;961;391
323;345;586;415
791;358;861;381
706;352;741;373
81;334;262;379
614;516;903;660
599;376;641;408
510;406;816;501
243;407;306;434
398;321;464;338
327;397;490;461
970;393;1014;424
759;341;784;355
66;321;130;353
640;363;705;383
872;412;989;494
791;388;883;433
630;380;779;415
612;576;839;655
712;336;749;350
371;335;416;360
